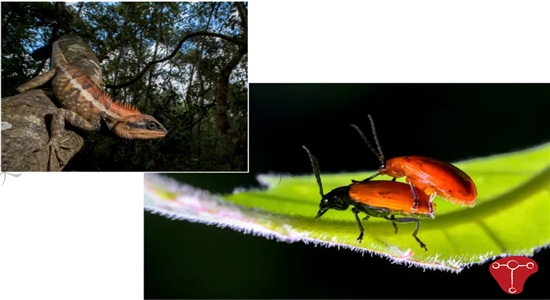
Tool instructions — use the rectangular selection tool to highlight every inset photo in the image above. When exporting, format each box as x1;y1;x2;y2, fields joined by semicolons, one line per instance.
1;2;248;172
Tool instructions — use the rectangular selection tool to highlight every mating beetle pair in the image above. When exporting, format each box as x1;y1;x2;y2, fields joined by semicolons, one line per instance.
304;115;477;251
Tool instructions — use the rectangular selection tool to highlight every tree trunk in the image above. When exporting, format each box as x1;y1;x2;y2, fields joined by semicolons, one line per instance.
1;90;85;171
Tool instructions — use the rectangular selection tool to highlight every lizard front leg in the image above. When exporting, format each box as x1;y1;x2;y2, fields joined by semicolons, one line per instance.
41;108;100;171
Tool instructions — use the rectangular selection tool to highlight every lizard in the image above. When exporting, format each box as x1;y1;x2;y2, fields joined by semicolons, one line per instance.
16;38;168;170
18;34;106;92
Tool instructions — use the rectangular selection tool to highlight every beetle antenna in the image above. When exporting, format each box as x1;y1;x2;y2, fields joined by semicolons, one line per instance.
302;145;324;197
367;115;386;163
350;123;385;165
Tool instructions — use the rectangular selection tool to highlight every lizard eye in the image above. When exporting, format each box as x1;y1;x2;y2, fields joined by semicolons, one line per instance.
147;122;159;130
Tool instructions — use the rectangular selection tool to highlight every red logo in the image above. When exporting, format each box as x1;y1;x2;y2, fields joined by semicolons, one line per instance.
489;256;538;294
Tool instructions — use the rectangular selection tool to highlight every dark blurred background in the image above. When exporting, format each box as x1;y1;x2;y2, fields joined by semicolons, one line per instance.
145;84;550;298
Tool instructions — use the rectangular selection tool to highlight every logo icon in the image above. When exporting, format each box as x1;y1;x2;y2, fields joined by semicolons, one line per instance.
489;256;538;294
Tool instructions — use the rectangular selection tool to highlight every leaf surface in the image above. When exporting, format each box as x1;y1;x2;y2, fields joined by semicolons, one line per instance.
144;143;550;272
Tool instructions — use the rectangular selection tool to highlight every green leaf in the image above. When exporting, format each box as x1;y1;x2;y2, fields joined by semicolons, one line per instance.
144;143;550;273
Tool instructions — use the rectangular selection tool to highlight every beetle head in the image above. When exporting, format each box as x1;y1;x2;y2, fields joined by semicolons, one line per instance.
380;158;405;177
316;187;350;218
301;146;351;219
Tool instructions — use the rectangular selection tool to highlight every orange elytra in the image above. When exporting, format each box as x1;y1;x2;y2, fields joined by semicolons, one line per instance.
303;145;434;251
350;115;477;210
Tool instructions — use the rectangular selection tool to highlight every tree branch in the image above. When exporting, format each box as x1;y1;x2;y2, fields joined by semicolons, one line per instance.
236;2;247;35
214;42;247;152
106;30;244;89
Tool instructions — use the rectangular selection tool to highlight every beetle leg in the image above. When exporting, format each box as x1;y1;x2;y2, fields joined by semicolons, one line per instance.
406;179;419;213
353;172;380;184
362;215;370;221
384;216;427;251
351;207;365;242
388;215;398;233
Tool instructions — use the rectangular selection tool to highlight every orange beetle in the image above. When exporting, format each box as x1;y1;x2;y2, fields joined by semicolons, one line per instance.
350;115;477;210
303;145;434;251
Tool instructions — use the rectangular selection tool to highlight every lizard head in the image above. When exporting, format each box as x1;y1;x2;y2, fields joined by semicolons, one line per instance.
108;114;168;139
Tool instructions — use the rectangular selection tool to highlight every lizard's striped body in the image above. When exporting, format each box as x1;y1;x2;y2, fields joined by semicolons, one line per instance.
50;41;167;139
52;51;132;128
16;37;167;170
